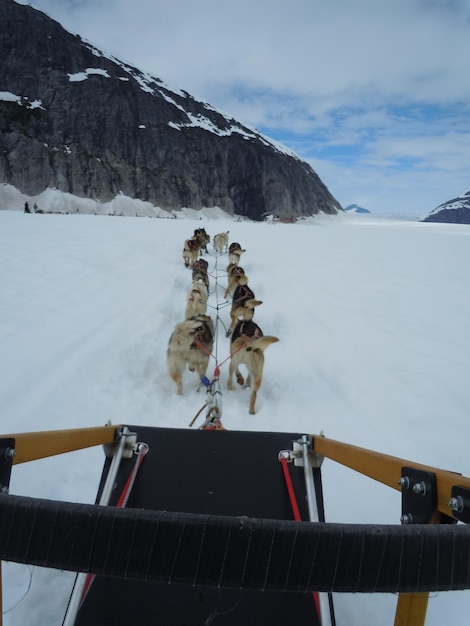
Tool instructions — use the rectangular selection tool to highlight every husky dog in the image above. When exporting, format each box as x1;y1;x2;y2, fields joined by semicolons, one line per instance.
192;258;210;289
193;228;210;255
227;320;279;414
228;242;246;266
224;265;248;299
213;231;229;254
182;237;200;269
185;280;208;319
182;229;211;268
227;284;262;336
167;315;214;395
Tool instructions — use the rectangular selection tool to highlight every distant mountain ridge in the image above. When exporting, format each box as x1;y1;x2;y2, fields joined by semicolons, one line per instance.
0;0;342;220
423;191;470;224
344;204;371;214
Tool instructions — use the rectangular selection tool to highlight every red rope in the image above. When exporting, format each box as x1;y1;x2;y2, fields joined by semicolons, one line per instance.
194;332;248;373
216;340;246;369
116;443;148;508
280;455;301;521
81;443;149;603
279;454;322;623
193;337;216;360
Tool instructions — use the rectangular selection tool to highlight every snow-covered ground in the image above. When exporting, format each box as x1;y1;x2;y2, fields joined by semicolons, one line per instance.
1;209;469;625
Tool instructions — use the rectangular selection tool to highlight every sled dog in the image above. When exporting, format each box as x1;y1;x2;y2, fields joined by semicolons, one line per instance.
185;280;208;319
182;237;200;268
192;258;210;289
227;320;279;414
182;229;211;268
228;242;245;266
193;228;210;254
213;231;229;254
167;315;214;395
227;284;262;336
224;265;248;298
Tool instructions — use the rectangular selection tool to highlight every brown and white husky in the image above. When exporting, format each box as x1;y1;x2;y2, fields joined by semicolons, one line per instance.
227;320;279;414
185;280;208;319
167;315;214;395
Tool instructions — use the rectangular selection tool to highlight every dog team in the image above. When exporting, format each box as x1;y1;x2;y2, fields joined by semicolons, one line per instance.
167;227;279;414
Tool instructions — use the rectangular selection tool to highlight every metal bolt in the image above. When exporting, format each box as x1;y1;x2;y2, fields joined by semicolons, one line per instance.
278;450;291;462
5;447;16;459
448;496;464;513
398;476;410;489
400;514;414;524
412;481;427;495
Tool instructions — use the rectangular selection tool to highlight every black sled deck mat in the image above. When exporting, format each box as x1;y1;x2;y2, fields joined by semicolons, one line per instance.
74;426;327;626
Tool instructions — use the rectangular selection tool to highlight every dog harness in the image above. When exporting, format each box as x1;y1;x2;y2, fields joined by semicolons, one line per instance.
231;320;264;343
232;285;255;305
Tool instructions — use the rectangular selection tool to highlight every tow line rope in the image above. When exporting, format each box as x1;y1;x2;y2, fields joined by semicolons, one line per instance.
190;250;233;430
278;452;322;622
81;442;149;603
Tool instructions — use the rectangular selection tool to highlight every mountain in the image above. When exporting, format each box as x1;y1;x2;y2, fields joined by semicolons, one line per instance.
344;204;371;214
422;191;470;224
0;0;342;221
345;204;422;222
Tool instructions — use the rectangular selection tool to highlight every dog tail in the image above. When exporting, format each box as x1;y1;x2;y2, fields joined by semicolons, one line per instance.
245;298;263;309
247;336;279;352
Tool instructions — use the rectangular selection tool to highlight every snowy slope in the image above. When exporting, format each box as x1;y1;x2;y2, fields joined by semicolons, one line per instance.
1;210;470;624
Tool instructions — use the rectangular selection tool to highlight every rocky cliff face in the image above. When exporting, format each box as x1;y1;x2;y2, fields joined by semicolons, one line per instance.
423;191;470;224
0;0;342;220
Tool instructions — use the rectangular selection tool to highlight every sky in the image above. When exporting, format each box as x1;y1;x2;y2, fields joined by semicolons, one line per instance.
14;0;470;217
1;205;470;624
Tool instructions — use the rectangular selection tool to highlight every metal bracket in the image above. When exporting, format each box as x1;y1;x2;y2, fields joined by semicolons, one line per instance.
103;427;137;459
399;466;437;524
292;435;324;469
449;485;470;523
0;438;16;493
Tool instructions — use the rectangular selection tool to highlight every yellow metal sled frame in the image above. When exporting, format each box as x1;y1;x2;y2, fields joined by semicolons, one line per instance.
7;424;122;465
1;425;469;626
312;435;470;626
0;425;122;626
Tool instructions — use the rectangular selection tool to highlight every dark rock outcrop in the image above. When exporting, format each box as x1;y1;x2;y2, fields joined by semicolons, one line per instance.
423;191;470;224
0;0;342;220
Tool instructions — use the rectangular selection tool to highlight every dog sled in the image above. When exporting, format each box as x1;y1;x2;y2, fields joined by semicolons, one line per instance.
1;424;470;625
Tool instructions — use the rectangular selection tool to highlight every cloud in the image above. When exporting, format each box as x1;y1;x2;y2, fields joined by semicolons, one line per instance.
28;0;470;105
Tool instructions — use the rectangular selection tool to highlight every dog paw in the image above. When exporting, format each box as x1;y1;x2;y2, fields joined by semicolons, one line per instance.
236;373;245;386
